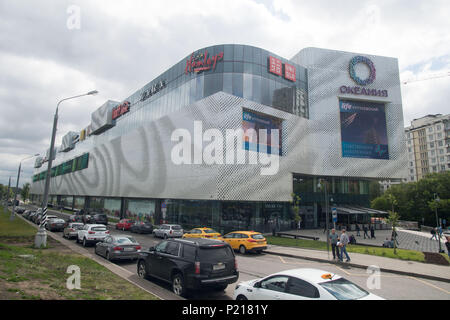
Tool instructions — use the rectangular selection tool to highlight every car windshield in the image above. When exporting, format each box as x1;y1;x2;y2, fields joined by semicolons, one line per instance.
197;246;233;261
91;227;107;232
171;225;182;230
251;234;265;240
319;278;369;300
204;229;219;234
115;237;137;244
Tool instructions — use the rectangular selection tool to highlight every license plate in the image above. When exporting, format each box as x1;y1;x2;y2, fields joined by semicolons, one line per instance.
213;263;225;271
124;247;135;252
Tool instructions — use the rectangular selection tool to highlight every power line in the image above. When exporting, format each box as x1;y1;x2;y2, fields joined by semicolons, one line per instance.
402;71;450;85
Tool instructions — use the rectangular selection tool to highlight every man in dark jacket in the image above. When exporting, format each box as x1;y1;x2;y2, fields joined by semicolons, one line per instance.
363;224;369;239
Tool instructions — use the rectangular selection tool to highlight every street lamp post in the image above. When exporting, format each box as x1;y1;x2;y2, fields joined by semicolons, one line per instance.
4;176;11;210
10;154;40;221
34;90;98;248
434;193;443;253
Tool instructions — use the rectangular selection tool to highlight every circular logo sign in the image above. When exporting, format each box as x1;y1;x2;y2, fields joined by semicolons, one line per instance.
349;56;376;86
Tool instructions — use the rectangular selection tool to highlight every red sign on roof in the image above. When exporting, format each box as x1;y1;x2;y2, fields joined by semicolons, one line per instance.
284;63;296;82
269;56;282;76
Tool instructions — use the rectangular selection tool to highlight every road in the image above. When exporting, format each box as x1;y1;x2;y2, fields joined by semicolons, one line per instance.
20;206;450;300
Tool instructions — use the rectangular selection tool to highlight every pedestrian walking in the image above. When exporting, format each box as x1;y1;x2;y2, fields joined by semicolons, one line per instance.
329;229;340;260
355;224;361;236
363;224;369;239
297;219;301;231
445;237;450;258
370;225;375;239
438;226;443;240
392;229;399;246
339;229;351;262
430;228;438;241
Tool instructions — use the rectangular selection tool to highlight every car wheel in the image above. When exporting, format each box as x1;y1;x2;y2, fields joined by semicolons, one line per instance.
236;294;248;300
106;251;112;261
239;245;246;255
76;236;80;243
137;260;149;279
256;250;263;254
164;234;168;239
172;273;186;297
83;238;87;247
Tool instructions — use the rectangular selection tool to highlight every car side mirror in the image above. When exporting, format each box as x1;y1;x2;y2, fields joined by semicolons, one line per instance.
254;281;261;288
149;246;156;252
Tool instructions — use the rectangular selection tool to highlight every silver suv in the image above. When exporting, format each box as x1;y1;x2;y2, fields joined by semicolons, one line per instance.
153;224;183;239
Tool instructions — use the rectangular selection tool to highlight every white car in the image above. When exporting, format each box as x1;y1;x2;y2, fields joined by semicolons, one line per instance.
77;224;110;247
233;268;384;300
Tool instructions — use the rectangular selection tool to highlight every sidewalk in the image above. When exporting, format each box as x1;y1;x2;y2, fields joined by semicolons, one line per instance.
264;244;450;283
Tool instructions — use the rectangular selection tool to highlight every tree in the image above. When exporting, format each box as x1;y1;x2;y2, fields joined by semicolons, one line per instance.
21;183;30;202
371;172;450;227
386;210;400;254
291;193;302;228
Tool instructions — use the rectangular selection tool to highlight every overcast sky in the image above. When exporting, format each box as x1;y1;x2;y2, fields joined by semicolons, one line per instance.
1;0;449;186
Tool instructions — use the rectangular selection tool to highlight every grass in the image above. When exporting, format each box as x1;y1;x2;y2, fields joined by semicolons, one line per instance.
266;236;426;263
0;206;159;300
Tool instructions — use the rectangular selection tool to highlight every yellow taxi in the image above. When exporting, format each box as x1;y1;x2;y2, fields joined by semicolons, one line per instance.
182;227;222;239
221;231;267;254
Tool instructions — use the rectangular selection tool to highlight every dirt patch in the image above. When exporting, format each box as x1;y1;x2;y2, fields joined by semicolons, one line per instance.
423;252;450;266
0;279;63;300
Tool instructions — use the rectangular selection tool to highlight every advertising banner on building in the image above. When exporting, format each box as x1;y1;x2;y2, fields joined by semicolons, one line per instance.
242;109;282;155
339;99;389;160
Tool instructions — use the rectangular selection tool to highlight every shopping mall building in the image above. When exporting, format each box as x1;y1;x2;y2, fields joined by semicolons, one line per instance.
30;44;407;233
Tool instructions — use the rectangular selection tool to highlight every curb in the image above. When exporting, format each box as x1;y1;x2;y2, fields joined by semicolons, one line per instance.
263;249;450;284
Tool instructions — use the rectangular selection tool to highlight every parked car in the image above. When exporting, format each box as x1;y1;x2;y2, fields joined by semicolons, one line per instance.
221;231;267;254
23;210;35;219
183;227;222;239
63;222;84;239
116;219;135;231
28;210;38;221
95;235;141;261
91;213;108;225
137;238;239;297
130;221;154;234
82;214;93;224
153;224;183;239
45;218;66;232
233;268;384;300
67;215;83;224
14;206;26;214
77;224;110;247
36;214;57;225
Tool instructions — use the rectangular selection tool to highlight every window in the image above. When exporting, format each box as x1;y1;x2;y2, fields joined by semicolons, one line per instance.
438;140;443;147
439;149;444;154
260;276;289;293
182;245;196;258
319;278;369;300
428;127;433;132
155;241;168;253
164;242;180;256
223;233;236;239
430;142;434;148
437;132;442;138
428;134;434;141
287;277;320;298
437;125;441;130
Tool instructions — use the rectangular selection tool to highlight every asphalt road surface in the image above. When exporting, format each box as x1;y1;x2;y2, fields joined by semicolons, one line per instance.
21;206;450;300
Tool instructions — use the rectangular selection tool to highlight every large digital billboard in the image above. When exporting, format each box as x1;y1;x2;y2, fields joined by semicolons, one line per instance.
339;99;389;160
242;109;282;155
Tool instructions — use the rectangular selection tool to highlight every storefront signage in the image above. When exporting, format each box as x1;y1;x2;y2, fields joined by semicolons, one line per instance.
112;101;130;120
340;56;388;97
268;56;296;82
185;50;224;74
140;79;167;102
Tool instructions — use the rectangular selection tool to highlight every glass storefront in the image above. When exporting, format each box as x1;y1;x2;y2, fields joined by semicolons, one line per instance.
104;198;121;219
60;196;73;210
74;196;85;210
125;199;155;223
